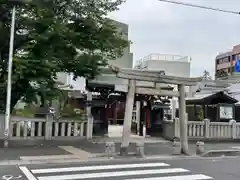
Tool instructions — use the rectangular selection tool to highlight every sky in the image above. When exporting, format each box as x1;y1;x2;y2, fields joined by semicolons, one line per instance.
108;0;240;77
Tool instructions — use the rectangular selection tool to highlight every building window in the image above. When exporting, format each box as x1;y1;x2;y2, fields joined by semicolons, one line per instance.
232;55;236;61
219;59;222;64
223;57;229;63
236;54;240;60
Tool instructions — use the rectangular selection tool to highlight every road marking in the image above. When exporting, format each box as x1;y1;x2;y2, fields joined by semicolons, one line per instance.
20;155;77;161
2;175;22;180
19;166;37;180
37;168;189;180
58;146;91;160
125;174;213;180
232;146;240;149
32;162;170;174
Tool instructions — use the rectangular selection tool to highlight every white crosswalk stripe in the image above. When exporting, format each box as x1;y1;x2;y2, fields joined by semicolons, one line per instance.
19;162;214;180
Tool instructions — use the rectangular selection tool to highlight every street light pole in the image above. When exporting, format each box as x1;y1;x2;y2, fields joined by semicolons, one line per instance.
4;6;16;148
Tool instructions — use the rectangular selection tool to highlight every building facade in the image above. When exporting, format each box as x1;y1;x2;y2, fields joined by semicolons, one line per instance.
215;44;240;79
135;53;191;77
135;53;192;109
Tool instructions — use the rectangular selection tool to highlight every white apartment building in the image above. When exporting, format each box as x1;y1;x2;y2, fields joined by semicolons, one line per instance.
135;53;191;77
134;53;192;109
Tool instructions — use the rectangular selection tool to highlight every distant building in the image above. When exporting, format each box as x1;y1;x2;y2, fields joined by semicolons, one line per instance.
135;53;192;109
215;44;240;79
135;53;191;77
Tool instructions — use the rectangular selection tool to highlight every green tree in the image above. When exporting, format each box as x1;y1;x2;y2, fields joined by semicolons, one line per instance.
0;0;128;112
202;70;212;80
215;69;228;79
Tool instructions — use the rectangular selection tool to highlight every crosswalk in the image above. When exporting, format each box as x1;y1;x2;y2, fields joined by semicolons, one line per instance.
19;161;214;180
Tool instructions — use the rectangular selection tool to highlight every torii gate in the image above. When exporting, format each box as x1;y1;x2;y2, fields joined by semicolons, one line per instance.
111;66;202;155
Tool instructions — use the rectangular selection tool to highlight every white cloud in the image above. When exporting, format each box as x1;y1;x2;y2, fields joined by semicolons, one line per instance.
108;0;240;77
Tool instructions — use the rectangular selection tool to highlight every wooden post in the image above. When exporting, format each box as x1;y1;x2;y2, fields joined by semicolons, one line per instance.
139;101;144;136
178;84;188;155
120;79;136;155
86;91;93;140
136;101;141;135
172;99;176;120
145;102;152;136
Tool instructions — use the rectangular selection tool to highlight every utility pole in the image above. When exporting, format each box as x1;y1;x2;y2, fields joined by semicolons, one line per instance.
3;0;32;148
4;6;16;148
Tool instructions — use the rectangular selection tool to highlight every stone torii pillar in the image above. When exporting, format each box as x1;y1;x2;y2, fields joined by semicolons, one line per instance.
86;91;93;140
120;79;136;155
178;84;188;154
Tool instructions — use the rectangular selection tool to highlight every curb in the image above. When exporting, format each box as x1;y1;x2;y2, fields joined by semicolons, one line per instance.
202;149;240;157
1;153;240;166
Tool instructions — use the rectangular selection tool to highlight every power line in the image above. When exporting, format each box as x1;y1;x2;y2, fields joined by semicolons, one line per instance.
158;0;240;15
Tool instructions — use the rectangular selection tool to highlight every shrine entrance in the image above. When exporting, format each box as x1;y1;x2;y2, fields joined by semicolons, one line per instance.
111;66;202;155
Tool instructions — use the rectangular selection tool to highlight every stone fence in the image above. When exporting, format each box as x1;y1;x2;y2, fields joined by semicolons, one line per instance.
7;115;87;140
163;118;240;140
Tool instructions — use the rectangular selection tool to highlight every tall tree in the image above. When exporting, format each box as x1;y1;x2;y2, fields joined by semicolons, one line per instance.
202;70;212;80
0;0;128;111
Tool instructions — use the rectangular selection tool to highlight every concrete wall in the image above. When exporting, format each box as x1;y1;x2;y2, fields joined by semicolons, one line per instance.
145;60;190;78
107;20;133;69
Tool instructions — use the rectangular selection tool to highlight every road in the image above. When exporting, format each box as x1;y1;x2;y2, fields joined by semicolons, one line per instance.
1;157;240;180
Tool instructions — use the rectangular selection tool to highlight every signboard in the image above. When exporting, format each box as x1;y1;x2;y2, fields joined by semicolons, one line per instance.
219;106;233;119
235;59;240;72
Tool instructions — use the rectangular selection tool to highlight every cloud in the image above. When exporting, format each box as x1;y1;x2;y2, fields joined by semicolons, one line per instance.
108;0;240;77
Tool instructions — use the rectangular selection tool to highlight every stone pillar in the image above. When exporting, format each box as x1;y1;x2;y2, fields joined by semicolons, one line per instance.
196;141;205;155
174;118;180;138
229;119;237;139
86;91;93;140
204;119;210;138
105;142;115;158
135;141;144;157
172;139;181;155
178;84;188;155
120;79;136;156
0;114;5;139
45;113;53;140
51;99;60;119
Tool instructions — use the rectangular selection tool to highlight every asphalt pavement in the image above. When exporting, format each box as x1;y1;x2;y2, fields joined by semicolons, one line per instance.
2;153;240;179
0;157;231;180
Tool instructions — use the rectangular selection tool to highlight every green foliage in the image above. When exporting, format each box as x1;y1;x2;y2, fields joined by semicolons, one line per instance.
197;108;204;121
12;104;37;117
202;70;212;80
0;0;128;112
215;69;228;79
60;104;86;121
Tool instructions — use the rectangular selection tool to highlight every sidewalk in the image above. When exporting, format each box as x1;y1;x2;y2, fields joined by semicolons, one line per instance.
1;139;240;162
1;125;240;163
